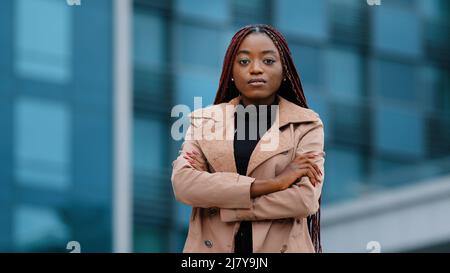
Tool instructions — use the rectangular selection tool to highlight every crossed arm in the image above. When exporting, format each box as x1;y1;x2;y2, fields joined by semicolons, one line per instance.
171;121;325;221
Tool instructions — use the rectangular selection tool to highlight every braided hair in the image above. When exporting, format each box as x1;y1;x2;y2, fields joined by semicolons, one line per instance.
214;24;322;253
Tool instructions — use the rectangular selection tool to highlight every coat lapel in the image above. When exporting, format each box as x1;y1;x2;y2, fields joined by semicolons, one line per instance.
194;95;319;176
245;96;319;176
197;102;237;173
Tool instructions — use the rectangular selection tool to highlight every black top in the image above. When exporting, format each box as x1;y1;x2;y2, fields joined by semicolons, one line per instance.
233;97;278;254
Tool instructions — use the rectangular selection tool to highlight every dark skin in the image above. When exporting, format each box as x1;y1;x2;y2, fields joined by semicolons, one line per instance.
185;33;323;198
232;33;283;106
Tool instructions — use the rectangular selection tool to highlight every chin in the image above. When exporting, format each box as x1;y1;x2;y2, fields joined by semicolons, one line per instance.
244;91;274;100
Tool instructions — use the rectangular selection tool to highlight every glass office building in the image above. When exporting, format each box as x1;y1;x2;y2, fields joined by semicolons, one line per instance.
0;0;449;252
0;0;113;251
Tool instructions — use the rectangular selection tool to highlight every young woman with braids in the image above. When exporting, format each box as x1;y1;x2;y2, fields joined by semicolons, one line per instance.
171;24;325;253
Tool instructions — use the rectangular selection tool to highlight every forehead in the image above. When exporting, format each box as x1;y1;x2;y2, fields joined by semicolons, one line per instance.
237;33;279;54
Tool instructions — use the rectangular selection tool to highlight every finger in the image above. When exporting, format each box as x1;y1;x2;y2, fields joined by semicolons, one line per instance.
311;162;323;176
296;153;324;162
298;151;325;157
191;163;200;171
305;165;321;183
309;164;322;182
189;160;201;171
183;154;195;163
306;170;317;186
308;169;321;186
187;152;206;166
296;157;317;165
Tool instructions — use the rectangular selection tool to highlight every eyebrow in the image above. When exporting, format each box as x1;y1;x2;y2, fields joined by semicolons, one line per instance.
237;49;277;55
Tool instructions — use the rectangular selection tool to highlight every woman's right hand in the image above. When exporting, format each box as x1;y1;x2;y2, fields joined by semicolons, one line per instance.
275;151;324;190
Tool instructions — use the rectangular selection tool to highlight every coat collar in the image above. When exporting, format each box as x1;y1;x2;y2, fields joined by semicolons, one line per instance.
227;95;319;128
193;95;319;176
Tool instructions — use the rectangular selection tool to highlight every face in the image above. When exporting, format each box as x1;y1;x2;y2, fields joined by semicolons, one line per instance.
232;32;284;106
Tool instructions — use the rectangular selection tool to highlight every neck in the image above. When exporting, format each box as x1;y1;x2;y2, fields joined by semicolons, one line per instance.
239;94;277;107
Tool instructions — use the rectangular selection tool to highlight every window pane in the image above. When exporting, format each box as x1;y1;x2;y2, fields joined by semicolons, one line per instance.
133;11;168;96
329;0;369;46
291;44;323;89
14;97;70;190
418;0;443;20
231;0;271;28
275;0;327;41
323;147;365;204
372;59;417;102
13;205;70;252
174;24;224;68
174;70;218;108
325;48;363;101
330;101;370;147
373;5;422;57
15;0;71;83
133;11;165;70
374;104;425;158
133;226;166;252
175;0;229;23
133;118;164;174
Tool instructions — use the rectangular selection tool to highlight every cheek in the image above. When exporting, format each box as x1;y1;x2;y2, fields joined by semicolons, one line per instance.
232;66;246;83
268;65;283;83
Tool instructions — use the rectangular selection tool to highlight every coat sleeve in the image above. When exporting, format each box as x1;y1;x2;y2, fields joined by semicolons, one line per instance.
220;119;325;222
171;124;255;209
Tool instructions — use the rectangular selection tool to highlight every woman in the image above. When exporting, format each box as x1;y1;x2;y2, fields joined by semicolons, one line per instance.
171;24;325;253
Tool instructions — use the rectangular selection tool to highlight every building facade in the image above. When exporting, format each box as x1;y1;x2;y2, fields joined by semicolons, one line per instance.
0;0;449;252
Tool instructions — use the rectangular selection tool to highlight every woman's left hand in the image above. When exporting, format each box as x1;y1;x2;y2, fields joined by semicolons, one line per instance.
183;150;208;171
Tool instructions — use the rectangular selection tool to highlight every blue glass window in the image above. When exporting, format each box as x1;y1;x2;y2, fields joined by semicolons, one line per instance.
291;44;323;90
14;97;70;190
325;48;363;102
13;205;70;251
134;227;166;252
133;118;164;174
174;70;218;108
133;11;165;70
275;0;328;41
174;24;224;68
175;0;229;23
373;5;422;57
374;104;425;158
322;147;365;204
15;0;72;83
372;59;418;103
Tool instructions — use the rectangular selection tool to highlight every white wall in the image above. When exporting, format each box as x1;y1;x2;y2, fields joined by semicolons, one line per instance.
322;175;450;253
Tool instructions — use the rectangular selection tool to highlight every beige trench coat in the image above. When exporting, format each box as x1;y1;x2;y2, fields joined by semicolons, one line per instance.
171;95;325;253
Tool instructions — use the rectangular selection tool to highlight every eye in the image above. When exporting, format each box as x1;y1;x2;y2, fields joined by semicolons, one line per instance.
264;59;275;65
238;59;250;65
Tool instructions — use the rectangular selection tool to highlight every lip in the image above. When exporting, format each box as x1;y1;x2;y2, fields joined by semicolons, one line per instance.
248;78;267;86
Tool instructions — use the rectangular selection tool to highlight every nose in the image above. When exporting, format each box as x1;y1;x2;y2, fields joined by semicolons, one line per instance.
250;60;263;75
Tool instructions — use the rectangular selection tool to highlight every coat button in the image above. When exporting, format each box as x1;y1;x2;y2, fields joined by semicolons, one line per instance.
208;207;218;216
204;240;213;248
